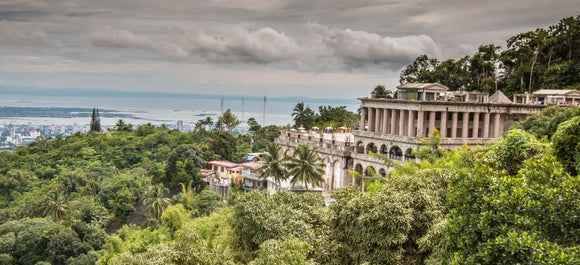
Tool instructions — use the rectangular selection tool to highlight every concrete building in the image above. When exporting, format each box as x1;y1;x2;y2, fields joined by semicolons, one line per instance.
352;83;546;177
513;89;580;105
275;127;357;191
204;160;242;197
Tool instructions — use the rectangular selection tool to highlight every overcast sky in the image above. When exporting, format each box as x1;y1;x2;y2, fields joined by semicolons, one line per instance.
0;0;577;99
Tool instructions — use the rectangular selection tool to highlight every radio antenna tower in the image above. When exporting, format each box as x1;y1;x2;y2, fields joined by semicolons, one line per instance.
262;96;267;126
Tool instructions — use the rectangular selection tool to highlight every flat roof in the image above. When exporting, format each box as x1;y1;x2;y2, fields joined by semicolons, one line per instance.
397;82;449;91
533;89;580;96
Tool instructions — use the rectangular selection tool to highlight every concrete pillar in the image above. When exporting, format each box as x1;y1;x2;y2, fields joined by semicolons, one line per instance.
417;110;425;137
472;112;480;138
399;109;406;136
494;113;501;137
462;112;469;138
368;108;375;132
390;109;397;135
429;111;436;136
451;112;458;138
360;108;366;131
483;113;491;138
382;109;389;134
375;108;382;133
407;110;415;137
440;112;448;138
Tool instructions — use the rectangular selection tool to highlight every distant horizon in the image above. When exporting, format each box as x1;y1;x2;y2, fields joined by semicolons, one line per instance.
0;86;360;104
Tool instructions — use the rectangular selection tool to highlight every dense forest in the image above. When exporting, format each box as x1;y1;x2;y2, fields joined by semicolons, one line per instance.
0;16;579;265
1;105;579;265
399;16;580;96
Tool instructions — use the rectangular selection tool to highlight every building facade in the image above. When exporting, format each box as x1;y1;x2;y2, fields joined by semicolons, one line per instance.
352;83;546;177
275;128;356;190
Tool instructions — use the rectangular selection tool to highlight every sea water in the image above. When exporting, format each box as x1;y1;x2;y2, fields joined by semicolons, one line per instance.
0;94;360;127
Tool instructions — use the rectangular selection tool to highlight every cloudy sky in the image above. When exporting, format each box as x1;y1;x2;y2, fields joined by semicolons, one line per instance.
0;0;577;99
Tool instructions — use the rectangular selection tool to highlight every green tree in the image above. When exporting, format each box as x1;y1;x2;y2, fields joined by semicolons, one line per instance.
143;184;171;222
216;109;241;133
13;218;62;265
286;145;325;190
291;102;316;129
114;119;132;131
192;190;225;217
90;108;101;132
370;84;394;99
552;115;580;175
46;228;86;264
160;204;189;235
399;54;439;84
247;117;262;132
256;142;288;190
328;168;452;264
165;144;206;189
230;191;323;263
43;189;68;221
210;131;238;161
249;237;317;265
413;128;443;163
316;105;358;128
444;152;580;264
513;105;580;140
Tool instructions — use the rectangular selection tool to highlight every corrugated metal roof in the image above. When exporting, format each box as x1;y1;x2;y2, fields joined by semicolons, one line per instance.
208;160;241;168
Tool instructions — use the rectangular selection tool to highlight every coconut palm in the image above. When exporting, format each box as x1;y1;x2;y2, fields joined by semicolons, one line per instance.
291;102;315;129
44;189;68;221
256;142;288;190
143;184;171;222
286;145;326;190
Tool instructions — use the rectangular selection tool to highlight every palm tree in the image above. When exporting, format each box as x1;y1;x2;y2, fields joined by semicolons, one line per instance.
291;102;315;128
143;184;171;222
256;142;288;190
44;189;68;221
286;145;326;190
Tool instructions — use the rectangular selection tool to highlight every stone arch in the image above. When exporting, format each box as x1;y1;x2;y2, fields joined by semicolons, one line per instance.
389;146;403;160
354;163;363;174
378;168;387;177
365;166;376;176
380;144;389;155
353;164;363;188
355;141;364;154
405;148;415;161
366;142;378;154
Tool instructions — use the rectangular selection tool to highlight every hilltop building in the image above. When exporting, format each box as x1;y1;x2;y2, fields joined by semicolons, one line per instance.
275;83;548;191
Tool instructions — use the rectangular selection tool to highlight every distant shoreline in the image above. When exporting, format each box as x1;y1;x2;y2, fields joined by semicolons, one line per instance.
0;86;359;104
0;106;139;119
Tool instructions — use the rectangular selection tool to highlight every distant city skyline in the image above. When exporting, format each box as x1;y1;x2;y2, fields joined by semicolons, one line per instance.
0;0;577;99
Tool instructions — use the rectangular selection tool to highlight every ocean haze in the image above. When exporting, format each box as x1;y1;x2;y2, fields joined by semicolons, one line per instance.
0;88;360;127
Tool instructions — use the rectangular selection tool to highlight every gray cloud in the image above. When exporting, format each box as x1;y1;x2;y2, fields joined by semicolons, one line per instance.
183;26;303;63
306;23;439;68
90;27;189;59
0;21;61;47
89;22;439;69
1;0;577;97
